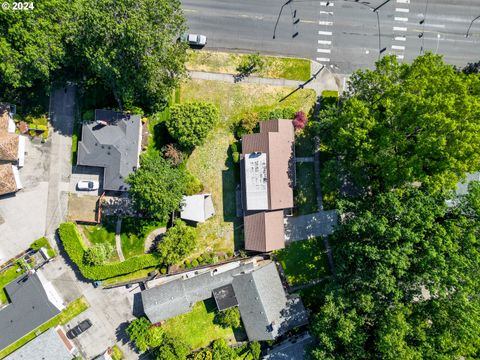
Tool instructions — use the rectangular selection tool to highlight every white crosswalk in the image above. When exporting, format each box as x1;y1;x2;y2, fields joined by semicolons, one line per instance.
391;0;410;61
317;0;334;64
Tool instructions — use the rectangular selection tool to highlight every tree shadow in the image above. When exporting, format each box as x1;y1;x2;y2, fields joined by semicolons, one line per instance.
132;292;145;318
115;321;131;345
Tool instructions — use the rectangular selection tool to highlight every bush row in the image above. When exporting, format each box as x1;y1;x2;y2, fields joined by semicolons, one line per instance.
58;223;163;280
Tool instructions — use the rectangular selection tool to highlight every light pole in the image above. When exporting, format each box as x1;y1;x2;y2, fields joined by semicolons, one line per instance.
466;15;480;38
435;33;441;54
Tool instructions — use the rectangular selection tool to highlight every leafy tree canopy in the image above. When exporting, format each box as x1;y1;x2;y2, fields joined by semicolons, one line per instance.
167;102;219;149
157;219;197;265
317;53;480;194
83;243;113;266
310;186;480;359
126;153;188;221
214;307;241;329
154;336;190;360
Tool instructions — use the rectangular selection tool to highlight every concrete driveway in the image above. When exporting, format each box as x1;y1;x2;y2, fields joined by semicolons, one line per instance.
69;165;103;196
284;210;337;242
0;139;50;263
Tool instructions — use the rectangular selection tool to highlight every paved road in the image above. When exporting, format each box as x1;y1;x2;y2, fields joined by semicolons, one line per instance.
182;0;480;73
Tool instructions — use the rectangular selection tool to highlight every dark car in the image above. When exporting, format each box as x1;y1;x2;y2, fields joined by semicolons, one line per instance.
67;319;93;339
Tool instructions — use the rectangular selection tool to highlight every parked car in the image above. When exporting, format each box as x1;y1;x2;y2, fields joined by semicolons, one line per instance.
77;180;99;191
67;319;92;339
182;33;207;47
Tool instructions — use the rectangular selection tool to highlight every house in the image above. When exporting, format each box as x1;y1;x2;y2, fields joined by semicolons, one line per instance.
141;261;308;341
3;327;75;360
0;163;22;196
77;109;142;191
0;271;65;351
240;119;295;252
180;194;215;223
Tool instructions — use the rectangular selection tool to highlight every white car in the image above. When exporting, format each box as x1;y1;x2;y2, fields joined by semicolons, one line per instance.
77;180;99;191
183;33;207;47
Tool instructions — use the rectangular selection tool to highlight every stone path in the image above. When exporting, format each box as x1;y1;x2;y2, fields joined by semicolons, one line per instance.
144;227;166;253
115;218;125;262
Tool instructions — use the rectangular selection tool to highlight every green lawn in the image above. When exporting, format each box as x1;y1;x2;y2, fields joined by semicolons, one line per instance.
187;51;311;81
120;217;166;259
30;237;56;258
78;220;118;262
295;162;319;215
276;237;329;286
162;299;235;350
0;265;25;304
182;79;316;254
0;297;89;358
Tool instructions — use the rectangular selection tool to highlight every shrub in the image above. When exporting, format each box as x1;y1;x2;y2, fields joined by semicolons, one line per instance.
282;106;296;119
293;111;308;130
184;170;204;196
232;152;240;164
82;110;94;122
58;223;163;280
30;237;50;251
230;142;238;154
268;108;284;120
191;259;199;267
321;90;339;108
162;144;183;165
214;307;241;329
124;104;145;116
167;102;219;149
249;341;261;360
197;256;204;263
237;112;259;136
258;109;270;121
236;53;264;76
160;267;167;274
157;219;197;265
83;243;113;266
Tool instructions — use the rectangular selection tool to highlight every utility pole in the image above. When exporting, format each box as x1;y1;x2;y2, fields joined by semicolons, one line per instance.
373;0;392;12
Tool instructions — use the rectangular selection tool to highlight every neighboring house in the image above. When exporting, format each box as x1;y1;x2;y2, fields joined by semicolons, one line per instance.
0;105;24;196
0;271;65;351
77;109;142;191
240;119;295;252
142;261;308;341
180;194;215;223
263;333;314;360
3;327;75;360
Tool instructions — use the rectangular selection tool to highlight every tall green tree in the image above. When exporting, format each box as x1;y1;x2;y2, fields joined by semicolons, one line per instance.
310;186;480;359
157;219;196;265
126;153;187;221
72;0;187;110
317;53;480;194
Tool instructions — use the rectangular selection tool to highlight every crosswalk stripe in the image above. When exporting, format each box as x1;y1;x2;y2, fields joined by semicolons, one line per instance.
395;36;406;41
393;26;407;31
316;57;331;62
317;48;332;53
320;10;333;15
320;1;334;6
396;8;409;13
319;20;333;25
392;45;405;50
396;0;410;3
318;30;333;35
395;16;408;22
318;39;332;45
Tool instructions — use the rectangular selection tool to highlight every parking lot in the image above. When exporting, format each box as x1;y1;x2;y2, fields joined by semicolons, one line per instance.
0;139;50;263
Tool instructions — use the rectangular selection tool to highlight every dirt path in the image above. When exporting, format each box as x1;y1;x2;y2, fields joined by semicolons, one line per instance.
144;227;166;253
115;218;125;262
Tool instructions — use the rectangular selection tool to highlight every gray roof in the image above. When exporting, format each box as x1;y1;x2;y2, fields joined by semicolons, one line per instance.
0;273;61;350
213;284;238;311
77;109;142;191
263;333;314;360
142;263;255;323
232;262;309;341
4;328;73;360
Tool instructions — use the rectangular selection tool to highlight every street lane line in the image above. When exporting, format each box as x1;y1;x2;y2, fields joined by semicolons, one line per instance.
320;1;334;6
318;30;333;35
392;45;405;50
395;36;406;41
395;16;408;22
316;57;331;62
395;8;409;13
319;20;333;25
318;39;332;45
393;26;407;31
317;48;332;53
426;23;446;29
320;11;333;15
396;0;410;3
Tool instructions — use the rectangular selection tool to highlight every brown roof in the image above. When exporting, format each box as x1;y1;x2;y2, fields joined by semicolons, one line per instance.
241;119;295;210
0;163;17;195
0;131;19;161
244;210;285;252
0;110;9;132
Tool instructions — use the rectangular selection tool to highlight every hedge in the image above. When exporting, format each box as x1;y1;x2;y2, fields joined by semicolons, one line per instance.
58;222;163;280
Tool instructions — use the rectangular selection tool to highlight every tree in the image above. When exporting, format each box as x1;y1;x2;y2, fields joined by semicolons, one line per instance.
126;317;151;352
166;102;219;149
310;187;480;359
293;111;307;130
83;243;113;266
214;307;241;329
154;336;190;360
126;153;187;221
249;341;261;360
236;53;264;77
316;53;480;194
72;0;187;110
211;339;237;360
463;61;480;74
157;219;196;265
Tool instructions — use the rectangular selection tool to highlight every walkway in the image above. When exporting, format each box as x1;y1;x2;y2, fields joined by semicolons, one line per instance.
143;227;166;253
284;210;337;242
115;218;125;262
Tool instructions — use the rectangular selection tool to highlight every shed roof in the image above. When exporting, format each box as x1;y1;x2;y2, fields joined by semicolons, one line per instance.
244;210;285;252
0;132;19;161
180;194;215;223
0;164;18;195
77;110;142;191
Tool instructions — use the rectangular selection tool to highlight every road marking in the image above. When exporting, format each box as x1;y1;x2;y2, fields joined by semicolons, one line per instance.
318;30;333;35
318;39;332;45
395;16;408;22
317;48;332;53
316;57;331;62
300;20;317;24
426;23;446;29
319;20;333;25
395;36;406;41
392;45;406;50
320;10;333;15
397;54;405;59
320;1;334;6
395;8;409;13
396;0;410;3
393;26;407;31
183;8;198;13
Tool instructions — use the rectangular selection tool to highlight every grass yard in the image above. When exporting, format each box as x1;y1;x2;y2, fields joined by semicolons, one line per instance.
0;264;25;304
276;237;329;286
120;217;166;259
187;51;311;81
78;221;119;262
295;162;319;215
30;237;56;258
162;299;235;350
182;79;316;253
0;296;89;358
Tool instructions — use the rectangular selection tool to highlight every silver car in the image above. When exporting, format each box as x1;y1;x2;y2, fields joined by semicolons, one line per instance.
77;180;99;191
183;33;207;47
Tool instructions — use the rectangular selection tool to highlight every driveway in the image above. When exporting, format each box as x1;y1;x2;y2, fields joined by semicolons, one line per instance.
0;139;50;263
284;210;337;242
69;165;103;196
